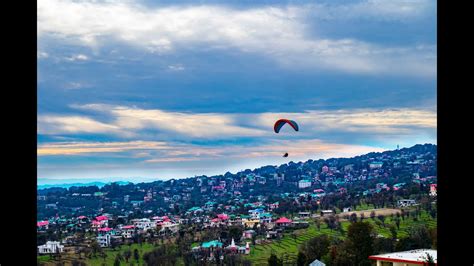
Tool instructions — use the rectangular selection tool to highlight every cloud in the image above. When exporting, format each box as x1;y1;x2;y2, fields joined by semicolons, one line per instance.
307;0;435;21
39;104;436;142
70;104;266;138
37;0;436;77
255;108;437;133
37;51;49;59
167;64;185;71
65;54;89;61
38;140;169;155
37;138;385;165
38;115;127;136
63;82;90;90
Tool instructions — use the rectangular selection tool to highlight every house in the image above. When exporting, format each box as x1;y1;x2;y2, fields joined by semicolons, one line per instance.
226;238;250;255
298;179;312;189
298;212;311;219
369;162;383;169
37;221;49;230
275;217;292;227
266;230;280;239
242;230;256;239
259;213;272;224
398;199;417;207
242;219;260;228
248;208;265;219
120;225;135;238
369;249;437;265
309;259;326;266
343;207;352;213
132;218;155;231
202;240;223;248
160;222;179;234
38;241;64;254
320;210;334;216
393;183;406;191
97;233;111;247
430;184;437;196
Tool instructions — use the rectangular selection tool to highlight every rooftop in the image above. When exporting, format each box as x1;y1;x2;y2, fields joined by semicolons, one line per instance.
369;249;437;264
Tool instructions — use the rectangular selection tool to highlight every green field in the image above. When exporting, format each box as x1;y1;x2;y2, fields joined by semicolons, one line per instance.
38;209;436;266
247;210;436;265
38;242;174;266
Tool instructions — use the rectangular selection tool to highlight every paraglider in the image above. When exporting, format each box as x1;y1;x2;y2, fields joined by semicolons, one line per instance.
274;119;299;133
274;119;299;158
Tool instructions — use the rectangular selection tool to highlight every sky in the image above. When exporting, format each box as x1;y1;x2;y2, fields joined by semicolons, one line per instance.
37;0;437;185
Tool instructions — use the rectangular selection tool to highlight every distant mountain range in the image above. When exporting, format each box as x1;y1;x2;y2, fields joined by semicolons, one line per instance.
36;143;436;191
37;181;132;190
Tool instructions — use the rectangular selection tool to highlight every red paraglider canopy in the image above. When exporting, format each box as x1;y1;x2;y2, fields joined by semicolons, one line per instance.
274;119;299;133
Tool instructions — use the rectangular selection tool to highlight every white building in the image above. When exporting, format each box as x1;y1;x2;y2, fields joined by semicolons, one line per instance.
132;218;156;231
309;259;326;266
298;179;312;189
160;223;180;234
369;249;437;266
97;234;111;247
38;241;64;254
397;199;417;207
369;162;383;169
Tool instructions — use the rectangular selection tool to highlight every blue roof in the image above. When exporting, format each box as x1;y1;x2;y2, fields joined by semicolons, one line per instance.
202;240;223;248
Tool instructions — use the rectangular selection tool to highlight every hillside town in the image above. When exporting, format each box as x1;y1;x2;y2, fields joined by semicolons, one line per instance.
37;144;437;265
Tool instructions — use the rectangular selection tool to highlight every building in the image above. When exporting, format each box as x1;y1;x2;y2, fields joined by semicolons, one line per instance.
369;249;437;265
322;166;329;173
397;199;417;207
298;212;311;219
97;234;111;247
120;225;135;238
309;259;326;266
429;184;437;196
38;241;64;254
132;218;155;231
242;230;256;239
320;210;334;216
369;162;384;169
37;221;49;231
275;217;292;227
298;179;312;189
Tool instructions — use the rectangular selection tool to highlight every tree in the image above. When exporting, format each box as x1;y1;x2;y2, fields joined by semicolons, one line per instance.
296;252;307;266
373;237;394;254
268;253;283;266
331;243;356;266
377;214;386;227
424;252;436;266
394;216;401;230
346;221;376;265
133;248;140;262
90;240;102;258
300;235;330;262
315;219;321;231
228;226;243;242
389;224;397;240
349;213;358;223
370;211;376;220
123;249;131;263
114;255;121;266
